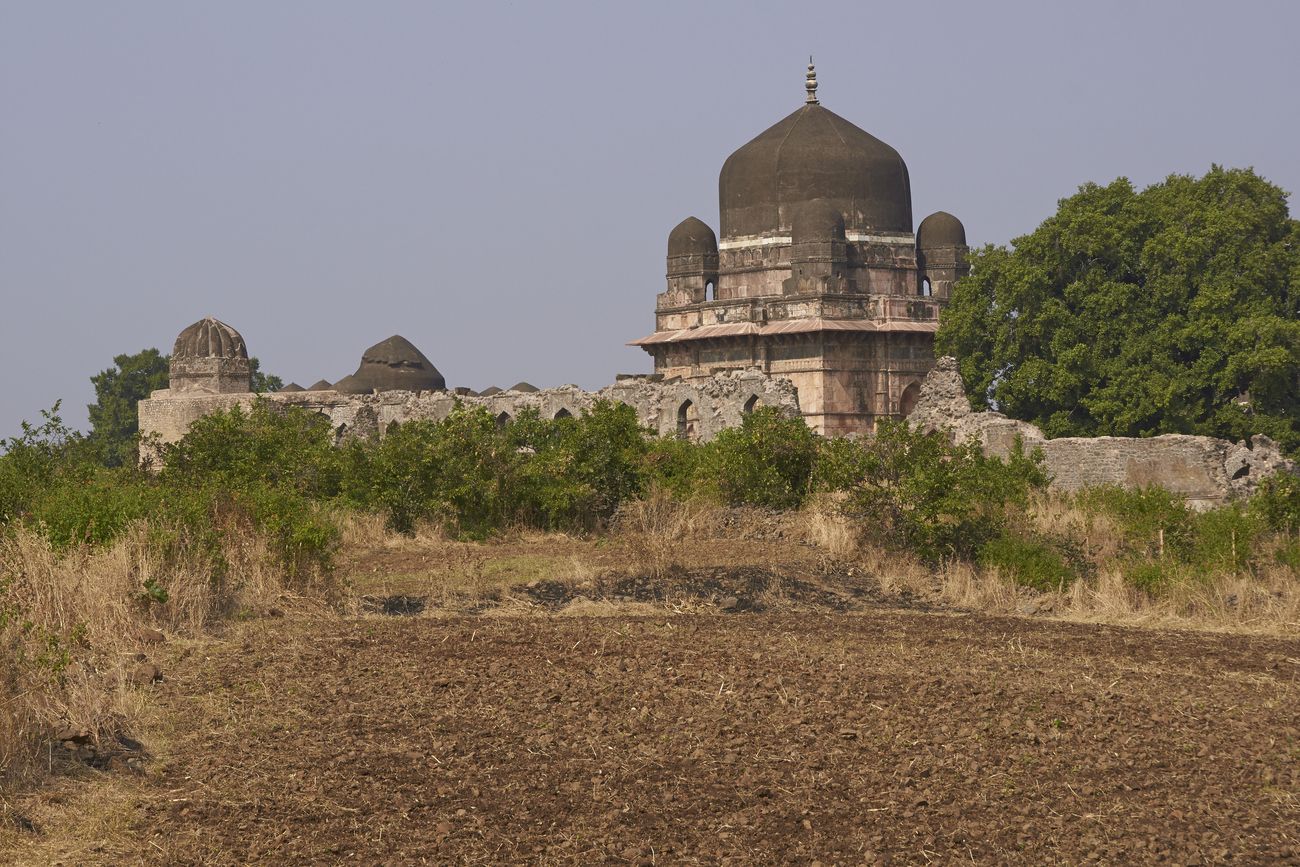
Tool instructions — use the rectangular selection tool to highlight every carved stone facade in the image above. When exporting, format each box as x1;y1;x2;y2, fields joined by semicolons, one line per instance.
632;64;968;436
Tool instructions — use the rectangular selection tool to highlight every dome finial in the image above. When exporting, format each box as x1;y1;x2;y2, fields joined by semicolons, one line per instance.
805;57;818;105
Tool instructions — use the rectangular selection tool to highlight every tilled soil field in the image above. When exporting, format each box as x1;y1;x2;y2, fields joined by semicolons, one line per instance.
123;608;1300;865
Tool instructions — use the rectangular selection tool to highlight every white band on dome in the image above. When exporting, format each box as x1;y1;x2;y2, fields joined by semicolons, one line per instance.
718;231;915;251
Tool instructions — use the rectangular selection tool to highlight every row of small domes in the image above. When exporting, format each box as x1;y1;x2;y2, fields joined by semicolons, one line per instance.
172;317;537;395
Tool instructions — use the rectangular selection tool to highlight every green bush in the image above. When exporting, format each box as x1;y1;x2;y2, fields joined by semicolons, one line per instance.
26;469;162;550
812;435;872;492
643;437;704;500
1186;505;1262;575
510;401;651;530
839;422;1049;561
162;400;342;498
700;407;819;510
1252;473;1300;533
364;405;516;537
0;404;97;528
1075;485;1193;559
1123;559;1181;594
978;534;1075;591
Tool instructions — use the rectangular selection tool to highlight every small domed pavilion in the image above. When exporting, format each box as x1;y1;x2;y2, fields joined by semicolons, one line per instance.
169;316;252;394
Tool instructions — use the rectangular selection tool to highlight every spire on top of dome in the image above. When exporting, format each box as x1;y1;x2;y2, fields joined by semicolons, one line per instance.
805;58;818;105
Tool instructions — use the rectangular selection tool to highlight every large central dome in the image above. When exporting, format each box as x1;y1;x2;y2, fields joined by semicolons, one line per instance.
718;84;912;240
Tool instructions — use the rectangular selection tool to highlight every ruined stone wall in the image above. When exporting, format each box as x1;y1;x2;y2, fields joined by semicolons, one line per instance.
909;357;1297;508
139;369;801;461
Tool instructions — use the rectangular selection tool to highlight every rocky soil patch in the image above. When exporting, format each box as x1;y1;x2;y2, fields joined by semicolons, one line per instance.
127;610;1298;864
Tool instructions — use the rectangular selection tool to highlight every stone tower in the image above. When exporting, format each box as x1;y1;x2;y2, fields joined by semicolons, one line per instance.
169;316;251;394
632;63;969;435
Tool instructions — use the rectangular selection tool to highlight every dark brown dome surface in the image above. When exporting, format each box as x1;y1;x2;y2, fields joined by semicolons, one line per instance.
917;211;966;248
334;335;446;394
508;382;539;393
719;103;912;239
791;197;846;243
172;317;248;359
668;217;718;257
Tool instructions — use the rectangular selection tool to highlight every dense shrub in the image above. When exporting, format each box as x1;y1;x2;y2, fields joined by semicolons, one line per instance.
1252;473;1300;533
365;406;516;537
837;422;1049;561
4;394;1297;603
978;534;1074;591
700;407;820;510
1074;485;1193;559
163;400;342;498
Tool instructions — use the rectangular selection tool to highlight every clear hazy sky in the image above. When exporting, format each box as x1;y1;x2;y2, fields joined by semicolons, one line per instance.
2;1;1297;438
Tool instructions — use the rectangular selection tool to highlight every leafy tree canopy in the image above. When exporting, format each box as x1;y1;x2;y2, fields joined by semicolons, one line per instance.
88;349;281;467
936;166;1300;453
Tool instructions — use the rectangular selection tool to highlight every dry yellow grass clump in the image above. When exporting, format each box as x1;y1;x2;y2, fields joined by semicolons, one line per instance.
0;520;338;798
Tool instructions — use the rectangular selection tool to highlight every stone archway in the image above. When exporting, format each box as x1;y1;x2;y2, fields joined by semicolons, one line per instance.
677;399;698;441
899;381;922;417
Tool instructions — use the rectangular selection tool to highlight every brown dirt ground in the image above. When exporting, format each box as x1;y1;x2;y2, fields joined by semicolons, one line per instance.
15;604;1294;865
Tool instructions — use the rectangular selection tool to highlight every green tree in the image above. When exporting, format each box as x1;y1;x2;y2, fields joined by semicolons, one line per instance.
702;406;820;509
88;349;281;467
937;166;1300;453
250;358;283;394
87;349;169;467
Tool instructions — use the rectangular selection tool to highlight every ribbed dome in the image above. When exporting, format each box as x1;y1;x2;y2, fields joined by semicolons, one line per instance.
172;317;248;359
791;198;846;243
668;217;718;257
719;103;912;239
917;211;966;248
334;335;446;394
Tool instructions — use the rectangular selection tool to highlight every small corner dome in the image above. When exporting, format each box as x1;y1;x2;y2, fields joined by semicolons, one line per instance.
667;217;718;257
173;317;248;359
508;381;539;393
791;198;846;243
917;211;966;248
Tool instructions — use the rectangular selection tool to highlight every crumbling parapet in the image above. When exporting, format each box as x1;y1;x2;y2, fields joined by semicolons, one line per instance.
139;368;801;462
910;357;1298;508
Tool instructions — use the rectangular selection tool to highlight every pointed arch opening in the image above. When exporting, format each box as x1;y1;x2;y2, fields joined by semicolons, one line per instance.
495;411;512;429
553;407;573;420
676;399;698;441
899;381;922;418
743;394;760;415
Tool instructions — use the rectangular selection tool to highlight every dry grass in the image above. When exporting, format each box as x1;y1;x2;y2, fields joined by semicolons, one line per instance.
1057;565;1300;634
0;520;339;798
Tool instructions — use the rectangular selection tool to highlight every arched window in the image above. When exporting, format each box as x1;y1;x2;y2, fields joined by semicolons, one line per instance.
899;382;922;417
706;280;715;300
677;399;698;441
920;277;932;297
495;411;512;429
553;407;573;420
743;394;759;415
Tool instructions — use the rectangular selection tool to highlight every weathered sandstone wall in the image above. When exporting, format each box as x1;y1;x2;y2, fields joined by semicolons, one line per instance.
139;369;800;461
909;357;1296;508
